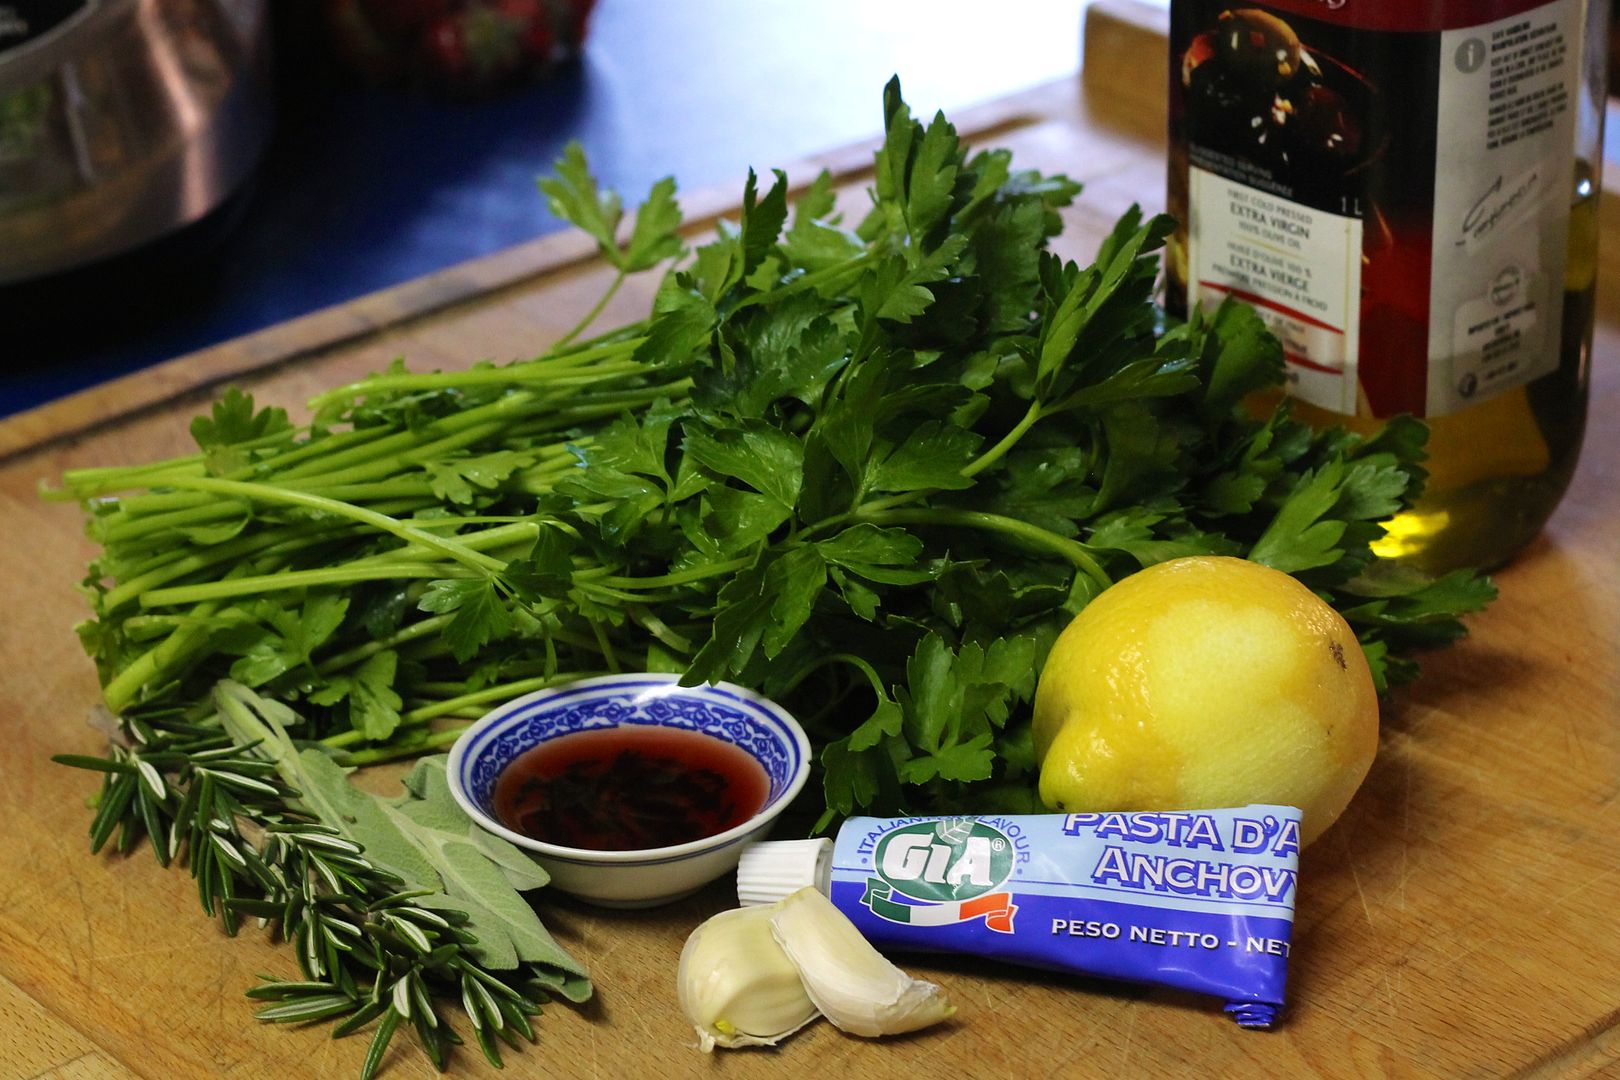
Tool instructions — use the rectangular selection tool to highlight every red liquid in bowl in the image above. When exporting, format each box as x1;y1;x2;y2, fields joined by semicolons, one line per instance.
491;726;770;851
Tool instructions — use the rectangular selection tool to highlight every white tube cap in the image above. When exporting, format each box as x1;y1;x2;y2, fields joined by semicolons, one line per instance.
736;838;833;906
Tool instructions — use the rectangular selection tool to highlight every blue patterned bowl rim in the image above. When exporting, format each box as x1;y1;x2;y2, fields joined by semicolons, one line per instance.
446;674;812;865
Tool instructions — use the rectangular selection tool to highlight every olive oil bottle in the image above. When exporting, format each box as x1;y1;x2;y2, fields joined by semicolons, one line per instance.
1166;1;1606;572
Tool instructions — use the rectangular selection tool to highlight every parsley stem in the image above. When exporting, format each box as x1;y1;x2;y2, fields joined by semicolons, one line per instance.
103;546;297;712
287;424;518;491
395;515;532;528
305;343;648;412
321;672;607;749
102;522;338;611
331;725;471;766
140;564;467;608
590;620;622;673
316;615;453;674
501;387;689;439
353;521;542;565
552;272;625;349
626;605;692;653
98;500;252;543
773;651;888;703
851;491;925;518
98;498;435;559
596;557;751;590
854;508;1112;590
76;375;661;531
276;398;541;481
56;456;207;487
729;251;875;312
573;580;651;604
62;424;397;503
154;478;508;576
95;402;518;528
800;492;927;540
962;400;1043;479
103;600;226;713
49;426;307;498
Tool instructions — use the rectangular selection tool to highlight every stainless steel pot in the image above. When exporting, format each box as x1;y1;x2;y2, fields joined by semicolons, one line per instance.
0;0;272;285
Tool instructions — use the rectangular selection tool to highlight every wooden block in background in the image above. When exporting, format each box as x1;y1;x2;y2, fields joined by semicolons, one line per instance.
1082;0;1171;131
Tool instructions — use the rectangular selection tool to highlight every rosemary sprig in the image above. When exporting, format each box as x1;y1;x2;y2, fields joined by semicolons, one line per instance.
54;692;578;1079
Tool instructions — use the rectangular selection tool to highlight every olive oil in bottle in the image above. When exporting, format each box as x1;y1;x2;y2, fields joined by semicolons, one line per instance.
1166;0;1606;572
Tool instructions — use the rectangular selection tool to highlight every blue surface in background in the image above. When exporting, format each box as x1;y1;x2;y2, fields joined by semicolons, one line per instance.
0;0;1082;416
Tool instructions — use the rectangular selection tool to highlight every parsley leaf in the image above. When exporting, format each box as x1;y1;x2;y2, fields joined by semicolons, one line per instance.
539;141;684;273
623;176;685;272
867;421;982;493
418;579;511;663
538;143;622;258
739;168;790;279
424;451;532;505
632;276;716;366
781;170;864;270
682;419;804;510
226;595;349;688
1197;298;1285;420
818;524;932;585
190;387;292;450
311;650;405;741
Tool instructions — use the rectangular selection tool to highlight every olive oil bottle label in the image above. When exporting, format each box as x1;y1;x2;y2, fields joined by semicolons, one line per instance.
1186;168;1366;412
1428;3;1580;415
1171;0;1583;419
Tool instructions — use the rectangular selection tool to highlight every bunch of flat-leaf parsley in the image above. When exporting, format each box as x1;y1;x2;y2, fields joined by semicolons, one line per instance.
56;76;1492;851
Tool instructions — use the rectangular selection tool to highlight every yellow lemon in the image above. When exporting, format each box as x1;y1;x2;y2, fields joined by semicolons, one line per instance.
1032;556;1377;846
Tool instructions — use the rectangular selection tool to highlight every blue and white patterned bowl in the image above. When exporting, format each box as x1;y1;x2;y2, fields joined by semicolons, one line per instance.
446;673;812;908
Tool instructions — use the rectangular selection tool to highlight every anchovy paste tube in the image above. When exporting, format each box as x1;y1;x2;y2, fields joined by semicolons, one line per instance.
736;806;1302;1028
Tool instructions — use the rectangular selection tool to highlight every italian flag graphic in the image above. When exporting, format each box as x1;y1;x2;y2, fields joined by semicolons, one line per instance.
861;879;1017;933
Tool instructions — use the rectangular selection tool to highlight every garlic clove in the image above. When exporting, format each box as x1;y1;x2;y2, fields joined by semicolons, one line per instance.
768;887;955;1038
677;903;820;1051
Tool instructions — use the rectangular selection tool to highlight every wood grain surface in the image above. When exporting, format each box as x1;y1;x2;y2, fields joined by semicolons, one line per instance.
2;39;1618;1080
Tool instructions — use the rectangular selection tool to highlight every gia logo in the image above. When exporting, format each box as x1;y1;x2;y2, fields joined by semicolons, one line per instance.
862;819;1018;933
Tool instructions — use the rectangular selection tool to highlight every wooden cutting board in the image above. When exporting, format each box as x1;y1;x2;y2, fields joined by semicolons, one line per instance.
3;22;1618;1077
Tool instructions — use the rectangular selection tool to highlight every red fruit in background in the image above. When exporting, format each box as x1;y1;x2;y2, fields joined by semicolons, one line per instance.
420;14;471;79
559;0;595;49
494;0;555;59
324;0;586;91
361;0;455;39
431;5;527;88
493;0;542;19
524;17;556;59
